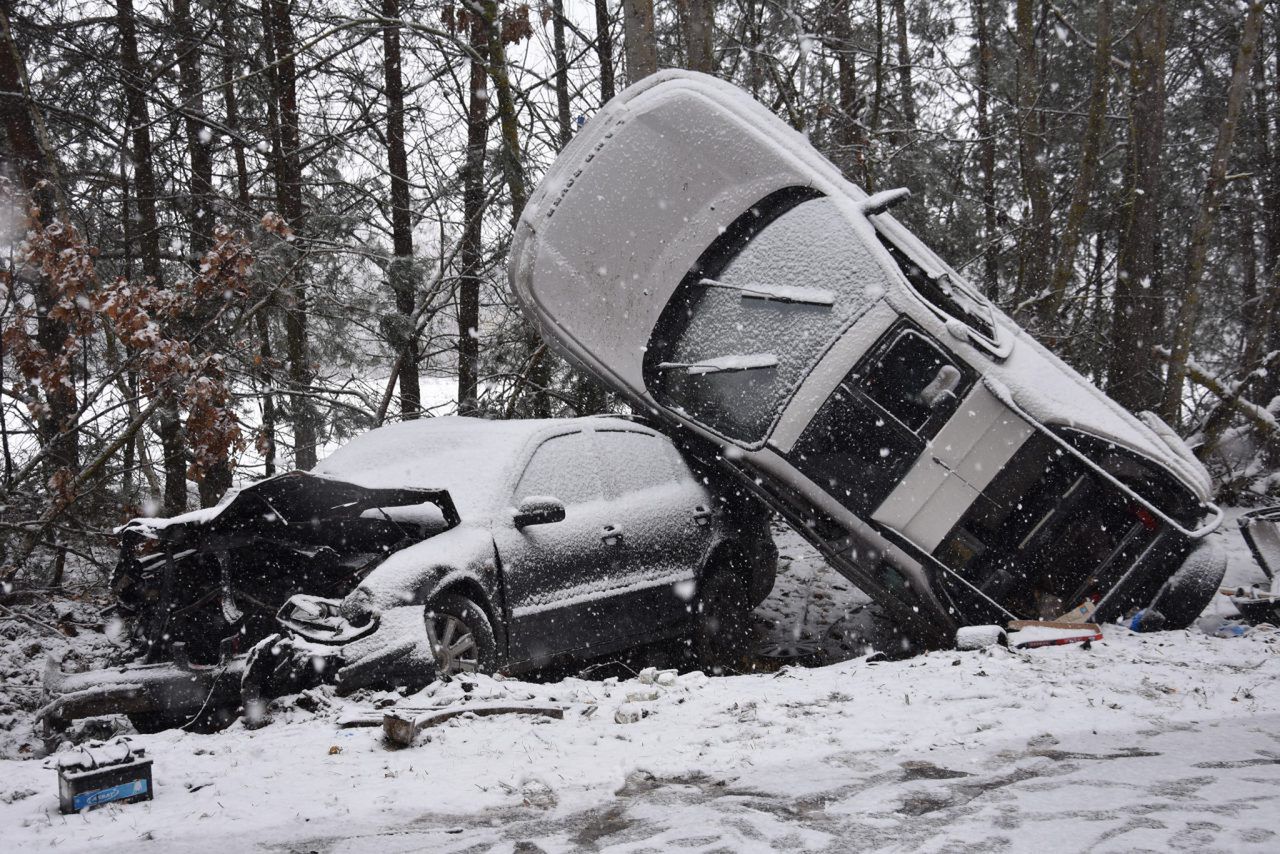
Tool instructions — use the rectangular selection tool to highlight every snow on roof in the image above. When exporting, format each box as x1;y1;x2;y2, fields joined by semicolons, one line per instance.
313;416;636;517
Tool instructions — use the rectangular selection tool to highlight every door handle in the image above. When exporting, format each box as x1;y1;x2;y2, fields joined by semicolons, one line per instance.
692;505;713;526
601;524;624;545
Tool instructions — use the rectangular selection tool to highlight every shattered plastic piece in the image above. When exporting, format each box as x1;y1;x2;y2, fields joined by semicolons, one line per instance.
614;703;649;724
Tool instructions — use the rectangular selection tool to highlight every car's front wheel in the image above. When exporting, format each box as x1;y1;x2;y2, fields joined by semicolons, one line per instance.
425;593;498;678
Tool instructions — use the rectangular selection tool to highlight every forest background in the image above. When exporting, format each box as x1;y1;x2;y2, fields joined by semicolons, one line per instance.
0;0;1275;591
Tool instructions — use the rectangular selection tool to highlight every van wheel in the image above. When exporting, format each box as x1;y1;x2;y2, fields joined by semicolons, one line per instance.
1147;541;1227;630
425;593;498;677
692;568;755;673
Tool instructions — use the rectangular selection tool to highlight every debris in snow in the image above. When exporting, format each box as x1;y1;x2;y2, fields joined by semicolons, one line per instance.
613;703;649;724
382;702;566;747
955;625;1007;650
519;778;557;810
636;667;677;686
1006;621;1104;649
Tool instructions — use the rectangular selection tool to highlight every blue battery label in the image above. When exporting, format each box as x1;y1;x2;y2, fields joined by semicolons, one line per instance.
73;778;148;811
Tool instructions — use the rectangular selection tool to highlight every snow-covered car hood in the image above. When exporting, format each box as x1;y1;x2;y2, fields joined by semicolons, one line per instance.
511;69;1213;507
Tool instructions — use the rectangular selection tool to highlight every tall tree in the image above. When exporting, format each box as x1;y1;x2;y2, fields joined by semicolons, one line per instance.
1160;2;1265;421
458;13;490;415
1040;0;1112;330
552;0;572;147
973;0;998;298
218;0;276;476
892;0;916;139
119;0;188;515
622;0;658;83
830;0;865;180
1108;0;1169;412
1013;0;1051;312
263;0;318;469
594;0;616;102
685;0;715;73
0;1;77;479
381;0;422;418
173;0;214;263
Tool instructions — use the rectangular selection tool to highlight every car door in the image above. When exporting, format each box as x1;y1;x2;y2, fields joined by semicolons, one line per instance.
786;323;976;547
593;429;716;639
499;430;628;665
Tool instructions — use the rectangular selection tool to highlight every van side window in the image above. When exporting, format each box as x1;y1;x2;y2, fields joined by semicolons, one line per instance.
515;433;602;505
790;324;970;516
863;330;959;433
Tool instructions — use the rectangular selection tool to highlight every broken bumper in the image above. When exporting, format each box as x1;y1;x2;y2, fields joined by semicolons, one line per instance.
39;655;246;731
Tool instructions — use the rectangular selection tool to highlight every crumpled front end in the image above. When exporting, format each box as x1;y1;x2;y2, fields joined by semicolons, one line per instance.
43;474;458;732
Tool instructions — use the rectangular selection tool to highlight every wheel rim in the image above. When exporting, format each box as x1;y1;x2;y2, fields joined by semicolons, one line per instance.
428;613;479;675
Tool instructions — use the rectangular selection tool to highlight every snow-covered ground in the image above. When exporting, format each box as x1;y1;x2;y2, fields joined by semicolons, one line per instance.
3;520;1279;852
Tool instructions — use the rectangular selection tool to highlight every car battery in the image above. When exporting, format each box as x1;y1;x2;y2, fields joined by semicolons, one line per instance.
55;738;153;814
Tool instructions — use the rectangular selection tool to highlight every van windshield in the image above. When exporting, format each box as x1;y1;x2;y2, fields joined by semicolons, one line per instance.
644;190;886;444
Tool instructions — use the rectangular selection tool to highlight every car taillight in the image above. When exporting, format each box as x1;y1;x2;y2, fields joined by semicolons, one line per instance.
1133;506;1158;532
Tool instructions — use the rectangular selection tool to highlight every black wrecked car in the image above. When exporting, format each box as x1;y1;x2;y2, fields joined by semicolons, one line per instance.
42;416;775;731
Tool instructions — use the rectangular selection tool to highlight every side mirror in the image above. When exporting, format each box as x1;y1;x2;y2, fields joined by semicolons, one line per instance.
514;495;566;528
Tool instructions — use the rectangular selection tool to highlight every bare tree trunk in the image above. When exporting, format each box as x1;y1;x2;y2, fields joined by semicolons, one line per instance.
1108;0;1168;413
892;0;915;142
220;1;275;475
172;0;213;263
1159;2;1264;422
219;5;252;217
119;0;187;514
1041;0;1111;330
1242;38;1280;380
595;0;616;103
174;0;231;507
458;14;490;415
1013;0;1050;313
0;2;78;481
263;0;317;469
381;0;421;419
830;0;864;179
973;0;997;298
868;0;885;190
622;0;658;84
685;0;715;73
552;0;572;147
482;0;548;417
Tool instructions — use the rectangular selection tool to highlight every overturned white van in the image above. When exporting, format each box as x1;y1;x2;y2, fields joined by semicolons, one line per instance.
510;70;1224;648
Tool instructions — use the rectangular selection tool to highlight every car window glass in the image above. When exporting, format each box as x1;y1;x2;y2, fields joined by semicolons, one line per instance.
791;383;921;517
863;330;956;433
595;431;674;492
514;433;602;505
645;192;885;444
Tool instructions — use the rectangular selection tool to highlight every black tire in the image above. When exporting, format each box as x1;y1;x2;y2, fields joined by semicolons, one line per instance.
692;567;755;673
1148;541;1227;630
425;593;498;678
